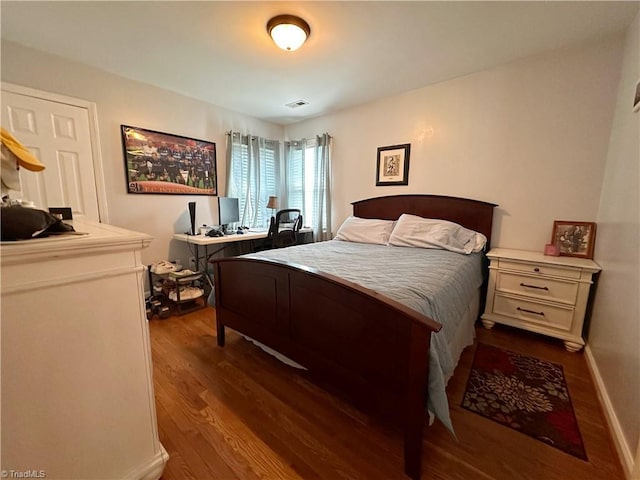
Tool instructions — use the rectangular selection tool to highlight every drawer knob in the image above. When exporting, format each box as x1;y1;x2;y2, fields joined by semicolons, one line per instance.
520;282;549;291
517;306;545;316
533;267;540;272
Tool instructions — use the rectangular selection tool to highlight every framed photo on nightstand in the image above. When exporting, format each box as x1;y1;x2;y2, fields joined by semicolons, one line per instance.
551;221;597;259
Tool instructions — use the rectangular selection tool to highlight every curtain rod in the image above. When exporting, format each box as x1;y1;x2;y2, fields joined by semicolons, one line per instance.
226;130;332;139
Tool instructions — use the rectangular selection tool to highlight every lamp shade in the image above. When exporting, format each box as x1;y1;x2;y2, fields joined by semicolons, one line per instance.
266;196;278;209
267;15;310;51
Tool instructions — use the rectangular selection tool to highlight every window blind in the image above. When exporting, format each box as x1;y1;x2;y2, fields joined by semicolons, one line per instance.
227;133;280;228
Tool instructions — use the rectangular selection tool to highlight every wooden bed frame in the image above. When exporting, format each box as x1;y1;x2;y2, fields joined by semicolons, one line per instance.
212;194;497;479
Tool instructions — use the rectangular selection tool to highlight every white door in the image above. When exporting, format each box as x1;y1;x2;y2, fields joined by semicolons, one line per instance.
1;88;101;221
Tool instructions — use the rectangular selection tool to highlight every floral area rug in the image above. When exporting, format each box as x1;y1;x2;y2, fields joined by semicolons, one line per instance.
462;343;587;460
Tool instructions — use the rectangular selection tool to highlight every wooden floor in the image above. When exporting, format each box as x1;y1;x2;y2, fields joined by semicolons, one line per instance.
150;306;624;480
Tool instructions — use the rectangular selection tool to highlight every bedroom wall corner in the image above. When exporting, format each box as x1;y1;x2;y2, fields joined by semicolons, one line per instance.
589;11;640;480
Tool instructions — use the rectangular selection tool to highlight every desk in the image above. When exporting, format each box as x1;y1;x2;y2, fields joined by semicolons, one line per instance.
173;228;313;289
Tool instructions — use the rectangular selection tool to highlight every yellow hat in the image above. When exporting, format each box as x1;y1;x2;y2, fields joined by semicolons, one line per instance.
1;128;46;172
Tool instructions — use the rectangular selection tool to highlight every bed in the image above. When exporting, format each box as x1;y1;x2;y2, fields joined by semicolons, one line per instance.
212;194;497;479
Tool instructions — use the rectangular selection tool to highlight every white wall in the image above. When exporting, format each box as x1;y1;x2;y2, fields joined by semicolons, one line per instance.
2;37;624;257
1;41;283;266
285;35;624;250
590;12;640;478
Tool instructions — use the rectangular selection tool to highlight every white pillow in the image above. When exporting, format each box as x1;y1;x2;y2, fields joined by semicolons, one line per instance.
388;214;487;254
334;216;395;245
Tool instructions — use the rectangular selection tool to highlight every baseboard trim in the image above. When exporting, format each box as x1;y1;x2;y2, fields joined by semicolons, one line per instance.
584;345;634;478
124;444;169;480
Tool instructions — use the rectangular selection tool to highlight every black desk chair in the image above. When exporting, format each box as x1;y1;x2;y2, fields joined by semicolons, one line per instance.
267;209;303;249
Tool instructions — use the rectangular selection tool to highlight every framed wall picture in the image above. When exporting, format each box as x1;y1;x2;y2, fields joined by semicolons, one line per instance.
633;78;640;113
551;221;597;259
121;125;217;195
376;144;410;186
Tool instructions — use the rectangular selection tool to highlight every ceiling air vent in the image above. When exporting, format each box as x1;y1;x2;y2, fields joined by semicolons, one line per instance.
285;100;309;109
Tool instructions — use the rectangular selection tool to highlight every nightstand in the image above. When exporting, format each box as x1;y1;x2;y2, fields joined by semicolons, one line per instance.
481;248;601;352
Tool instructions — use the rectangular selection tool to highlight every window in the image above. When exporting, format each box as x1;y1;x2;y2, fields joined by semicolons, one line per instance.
286;140;322;226
226;133;280;228
284;134;331;240
227;132;330;238
284;140;306;212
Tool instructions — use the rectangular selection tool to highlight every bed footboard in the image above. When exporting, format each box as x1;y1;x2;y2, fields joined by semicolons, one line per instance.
213;257;442;479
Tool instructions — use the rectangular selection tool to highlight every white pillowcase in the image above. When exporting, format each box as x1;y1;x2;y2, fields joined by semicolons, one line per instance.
334;216;395;245
388;213;487;254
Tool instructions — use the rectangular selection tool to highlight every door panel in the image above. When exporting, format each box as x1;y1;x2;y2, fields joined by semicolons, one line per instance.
1;90;100;221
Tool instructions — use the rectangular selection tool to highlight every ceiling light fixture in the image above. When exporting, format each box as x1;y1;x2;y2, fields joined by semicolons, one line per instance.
267;15;310;52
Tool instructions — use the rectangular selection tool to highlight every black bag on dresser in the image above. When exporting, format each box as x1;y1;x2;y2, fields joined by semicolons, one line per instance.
1;206;75;241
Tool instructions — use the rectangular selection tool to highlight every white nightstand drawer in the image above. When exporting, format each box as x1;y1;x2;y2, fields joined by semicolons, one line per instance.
498;259;581;280
493;294;574;331
496;272;578;305
483;248;600;351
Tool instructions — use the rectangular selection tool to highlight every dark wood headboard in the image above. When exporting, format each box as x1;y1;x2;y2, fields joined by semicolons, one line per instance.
352;194;498;248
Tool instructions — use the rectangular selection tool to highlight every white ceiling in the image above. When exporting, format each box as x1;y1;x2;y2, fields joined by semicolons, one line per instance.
2;1;638;125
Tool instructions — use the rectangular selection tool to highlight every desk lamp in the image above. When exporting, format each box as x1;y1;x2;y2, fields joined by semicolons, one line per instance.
267;196;278;219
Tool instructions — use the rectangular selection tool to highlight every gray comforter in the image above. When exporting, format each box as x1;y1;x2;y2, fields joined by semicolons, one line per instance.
243;239;485;433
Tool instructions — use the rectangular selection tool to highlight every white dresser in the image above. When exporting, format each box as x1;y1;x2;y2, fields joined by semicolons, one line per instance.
1;219;168;479
481;248;601;352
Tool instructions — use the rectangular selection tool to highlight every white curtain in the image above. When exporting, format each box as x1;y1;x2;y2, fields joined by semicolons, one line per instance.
283;133;332;241
226;132;280;228
312;133;332;241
